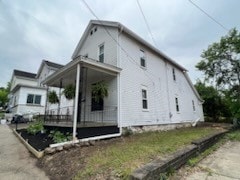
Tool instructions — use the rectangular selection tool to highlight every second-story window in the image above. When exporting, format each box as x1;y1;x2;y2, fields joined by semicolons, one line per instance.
140;49;146;68
99;44;104;63
172;68;176;81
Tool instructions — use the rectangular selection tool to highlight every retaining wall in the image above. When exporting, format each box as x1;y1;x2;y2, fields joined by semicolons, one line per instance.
129;131;227;180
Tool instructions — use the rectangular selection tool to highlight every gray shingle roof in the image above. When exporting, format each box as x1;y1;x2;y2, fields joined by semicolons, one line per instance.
13;70;36;79
44;60;64;69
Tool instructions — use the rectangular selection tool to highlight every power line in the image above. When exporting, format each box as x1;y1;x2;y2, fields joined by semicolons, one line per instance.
188;0;229;32
81;0;160;83
136;0;158;47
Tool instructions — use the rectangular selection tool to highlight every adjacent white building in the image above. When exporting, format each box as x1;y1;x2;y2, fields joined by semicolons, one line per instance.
8;70;47;115
43;20;204;140
8;60;65;116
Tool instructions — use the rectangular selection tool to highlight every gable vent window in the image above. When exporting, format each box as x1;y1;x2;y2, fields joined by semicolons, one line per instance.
99;44;104;63
175;97;179;112
90;30;93;36
140;49;146;68
94;27;97;32
172;68;176;81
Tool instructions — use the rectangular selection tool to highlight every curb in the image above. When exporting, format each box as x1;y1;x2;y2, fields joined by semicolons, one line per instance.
13;129;44;158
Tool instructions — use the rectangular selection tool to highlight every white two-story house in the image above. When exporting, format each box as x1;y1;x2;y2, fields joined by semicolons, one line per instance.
43;20;204;140
8;60;65;117
8;70;47;115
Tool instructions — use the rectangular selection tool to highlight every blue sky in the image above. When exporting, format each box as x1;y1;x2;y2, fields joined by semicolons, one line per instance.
0;0;239;87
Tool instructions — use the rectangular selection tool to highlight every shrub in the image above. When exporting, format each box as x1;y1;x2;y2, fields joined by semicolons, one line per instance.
27;120;44;135
49;130;72;143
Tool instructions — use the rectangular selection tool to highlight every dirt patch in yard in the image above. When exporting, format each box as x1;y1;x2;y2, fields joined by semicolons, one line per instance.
37;138;121;180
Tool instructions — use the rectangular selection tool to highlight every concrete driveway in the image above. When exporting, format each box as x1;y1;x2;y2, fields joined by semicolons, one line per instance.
0;124;48;180
173;141;240;180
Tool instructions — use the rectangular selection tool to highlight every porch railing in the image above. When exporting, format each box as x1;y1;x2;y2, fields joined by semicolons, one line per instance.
44;105;117;126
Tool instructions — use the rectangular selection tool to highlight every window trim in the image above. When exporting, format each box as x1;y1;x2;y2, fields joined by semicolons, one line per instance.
98;43;104;63
140;49;147;69
26;94;42;105
175;97;180;112
172;68;176;81
141;87;148;111
192;100;196;112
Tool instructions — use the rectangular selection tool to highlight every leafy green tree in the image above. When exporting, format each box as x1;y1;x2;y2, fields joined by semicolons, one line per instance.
0;88;8;108
196;28;240;119
195;81;231;122
196;28;240;91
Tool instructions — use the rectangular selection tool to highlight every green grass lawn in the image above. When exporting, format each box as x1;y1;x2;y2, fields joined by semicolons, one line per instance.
74;127;221;179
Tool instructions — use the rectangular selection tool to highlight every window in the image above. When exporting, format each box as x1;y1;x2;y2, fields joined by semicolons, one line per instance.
172;68;176;81
142;89;148;109
175;97;179;112
91;84;104;111
99;44;104;62
90;30;93;36
192;100;196;111
83;54;88;58
94;27;97;32
26;94;41;105
140;49;146;68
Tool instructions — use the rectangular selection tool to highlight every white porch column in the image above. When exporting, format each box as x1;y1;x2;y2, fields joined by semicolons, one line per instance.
73;63;80;141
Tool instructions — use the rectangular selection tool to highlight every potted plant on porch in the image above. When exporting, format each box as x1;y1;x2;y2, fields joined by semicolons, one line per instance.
92;81;108;102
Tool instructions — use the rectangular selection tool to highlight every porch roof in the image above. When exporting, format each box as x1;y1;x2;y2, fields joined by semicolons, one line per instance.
42;56;122;87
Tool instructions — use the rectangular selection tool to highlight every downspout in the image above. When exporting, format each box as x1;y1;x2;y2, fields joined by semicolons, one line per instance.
73;63;80;141
117;25;123;135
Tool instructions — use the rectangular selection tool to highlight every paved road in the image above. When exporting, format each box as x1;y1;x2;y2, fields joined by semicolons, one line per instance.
0;124;48;180
173;141;240;180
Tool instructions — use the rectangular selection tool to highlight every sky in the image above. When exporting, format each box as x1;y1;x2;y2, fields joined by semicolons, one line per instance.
0;0;239;88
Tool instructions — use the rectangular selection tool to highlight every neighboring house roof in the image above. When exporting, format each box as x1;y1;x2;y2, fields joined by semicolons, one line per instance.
13;69;36;79
36;60;64;78
11;84;47;93
72;20;187;71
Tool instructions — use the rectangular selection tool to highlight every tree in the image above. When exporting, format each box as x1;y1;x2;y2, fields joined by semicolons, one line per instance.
0;88;8;108
196;28;240;92
196;28;240;119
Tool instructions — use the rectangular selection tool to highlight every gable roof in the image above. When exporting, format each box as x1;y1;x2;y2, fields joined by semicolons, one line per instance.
36;60;64;78
72;20;187;71
13;69;36;79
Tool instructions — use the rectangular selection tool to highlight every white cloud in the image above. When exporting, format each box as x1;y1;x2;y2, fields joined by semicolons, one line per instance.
0;0;240;87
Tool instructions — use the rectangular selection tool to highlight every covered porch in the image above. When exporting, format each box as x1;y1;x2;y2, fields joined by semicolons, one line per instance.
43;56;121;140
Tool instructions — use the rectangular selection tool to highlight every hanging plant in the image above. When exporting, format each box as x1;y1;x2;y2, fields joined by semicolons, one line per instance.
92;81;108;103
48;90;59;104
63;84;75;100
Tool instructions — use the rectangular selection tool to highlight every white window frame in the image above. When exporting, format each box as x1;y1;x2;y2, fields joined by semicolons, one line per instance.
99;43;104;63
26;94;42;105
175;97;180;112
140;49;146;68
141;87;148;111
